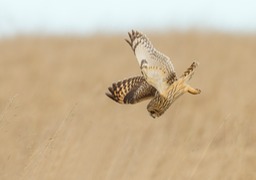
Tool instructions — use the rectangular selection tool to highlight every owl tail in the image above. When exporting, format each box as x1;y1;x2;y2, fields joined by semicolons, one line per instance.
180;61;199;81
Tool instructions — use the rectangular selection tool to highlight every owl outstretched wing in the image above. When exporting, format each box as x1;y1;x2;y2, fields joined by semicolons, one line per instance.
106;76;156;104
126;30;177;95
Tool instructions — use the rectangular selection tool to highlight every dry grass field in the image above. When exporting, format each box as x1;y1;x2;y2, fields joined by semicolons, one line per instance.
0;31;256;180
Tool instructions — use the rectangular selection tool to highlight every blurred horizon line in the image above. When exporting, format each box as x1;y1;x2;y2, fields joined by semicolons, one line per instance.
1;25;256;39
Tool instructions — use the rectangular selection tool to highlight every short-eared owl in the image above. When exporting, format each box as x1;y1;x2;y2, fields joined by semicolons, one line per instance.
106;30;201;118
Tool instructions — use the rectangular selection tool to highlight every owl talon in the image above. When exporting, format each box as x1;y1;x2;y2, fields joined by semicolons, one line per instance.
187;86;201;95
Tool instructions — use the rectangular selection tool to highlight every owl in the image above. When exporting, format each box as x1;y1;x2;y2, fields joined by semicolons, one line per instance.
106;30;201;118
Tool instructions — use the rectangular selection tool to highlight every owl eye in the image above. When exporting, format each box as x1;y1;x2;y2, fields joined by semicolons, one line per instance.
149;110;155;114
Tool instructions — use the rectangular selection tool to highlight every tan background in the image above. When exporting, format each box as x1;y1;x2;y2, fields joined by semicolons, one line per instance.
0;31;256;179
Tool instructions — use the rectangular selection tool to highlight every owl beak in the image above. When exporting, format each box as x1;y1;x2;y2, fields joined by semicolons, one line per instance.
149;110;160;118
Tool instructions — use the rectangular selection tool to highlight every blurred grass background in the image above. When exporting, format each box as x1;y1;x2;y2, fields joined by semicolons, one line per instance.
0;31;256;179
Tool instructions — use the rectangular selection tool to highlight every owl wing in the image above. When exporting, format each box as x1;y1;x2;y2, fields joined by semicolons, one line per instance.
126;30;177;94
106;76;156;104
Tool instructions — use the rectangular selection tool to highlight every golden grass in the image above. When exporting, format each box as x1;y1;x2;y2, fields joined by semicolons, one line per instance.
0;31;256;179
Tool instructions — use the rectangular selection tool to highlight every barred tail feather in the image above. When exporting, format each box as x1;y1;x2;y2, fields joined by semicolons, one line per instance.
181;61;199;80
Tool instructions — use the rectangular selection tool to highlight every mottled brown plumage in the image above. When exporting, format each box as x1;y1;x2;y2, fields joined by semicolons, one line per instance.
106;76;156;104
106;30;201;118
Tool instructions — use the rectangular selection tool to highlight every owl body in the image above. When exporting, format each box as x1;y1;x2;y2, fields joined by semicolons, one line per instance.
106;30;201;118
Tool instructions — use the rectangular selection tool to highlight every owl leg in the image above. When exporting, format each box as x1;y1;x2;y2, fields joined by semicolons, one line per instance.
186;85;201;95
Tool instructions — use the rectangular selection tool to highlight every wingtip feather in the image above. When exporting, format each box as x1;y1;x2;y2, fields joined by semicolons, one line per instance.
108;87;114;94
105;91;120;103
125;39;132;47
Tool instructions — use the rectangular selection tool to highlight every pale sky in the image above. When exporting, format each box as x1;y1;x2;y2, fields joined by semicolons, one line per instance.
0;0;256;37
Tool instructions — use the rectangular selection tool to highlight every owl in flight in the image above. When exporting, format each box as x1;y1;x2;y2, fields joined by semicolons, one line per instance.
106;30;201;118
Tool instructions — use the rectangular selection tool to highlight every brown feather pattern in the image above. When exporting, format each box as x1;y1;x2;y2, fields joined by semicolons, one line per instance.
106;76;156;104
